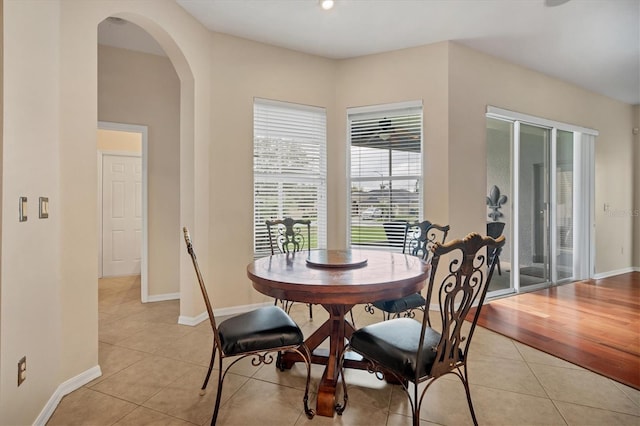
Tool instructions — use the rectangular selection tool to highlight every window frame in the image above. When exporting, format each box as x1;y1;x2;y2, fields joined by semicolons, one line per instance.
253;98;327;258
346;100;424;251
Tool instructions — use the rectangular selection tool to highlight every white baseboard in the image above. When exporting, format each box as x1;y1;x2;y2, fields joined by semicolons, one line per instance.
146;292;180;303
34;365;102;426
178;302;272;326
593;267;638;280
178;310;209;326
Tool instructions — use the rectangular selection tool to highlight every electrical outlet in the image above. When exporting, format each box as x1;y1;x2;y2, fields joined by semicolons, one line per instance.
18;356;26;386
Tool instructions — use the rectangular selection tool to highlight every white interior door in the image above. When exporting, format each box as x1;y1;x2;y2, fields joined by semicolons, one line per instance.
102;154;142;276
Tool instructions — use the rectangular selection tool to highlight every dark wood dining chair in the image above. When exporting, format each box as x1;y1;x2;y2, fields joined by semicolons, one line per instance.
337;232;506;426
365;220;450;320
265;217;314;319
183;227;315;424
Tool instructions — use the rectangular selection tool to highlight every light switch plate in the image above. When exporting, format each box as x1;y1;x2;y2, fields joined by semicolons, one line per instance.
19;197;27;222
39;197;49;219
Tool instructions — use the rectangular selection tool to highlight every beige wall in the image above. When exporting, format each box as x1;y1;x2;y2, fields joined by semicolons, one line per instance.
98;44;180;297
1;1;211;423
1;1;63;422
208;33;336;307
334;43;451;243
447;42;636;274
332;40;635;280
1;1;638;423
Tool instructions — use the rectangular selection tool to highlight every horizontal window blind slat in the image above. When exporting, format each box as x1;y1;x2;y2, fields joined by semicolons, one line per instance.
348;105;423;251
254;99;327;256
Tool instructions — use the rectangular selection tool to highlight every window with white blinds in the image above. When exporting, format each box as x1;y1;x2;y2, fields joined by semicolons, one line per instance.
253;98;327;257
348;101;423;250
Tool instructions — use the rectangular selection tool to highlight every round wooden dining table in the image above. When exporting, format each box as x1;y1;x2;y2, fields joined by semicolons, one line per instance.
247;249;430;417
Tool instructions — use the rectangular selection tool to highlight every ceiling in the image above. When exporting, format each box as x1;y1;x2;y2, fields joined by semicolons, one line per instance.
99;0;640;105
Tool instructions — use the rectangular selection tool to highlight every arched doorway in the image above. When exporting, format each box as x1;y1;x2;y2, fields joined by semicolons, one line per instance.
97;18;181;303
95;11;204;323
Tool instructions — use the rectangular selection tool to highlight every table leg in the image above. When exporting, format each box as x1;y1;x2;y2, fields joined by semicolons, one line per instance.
278;304;356;417
315;304;356;417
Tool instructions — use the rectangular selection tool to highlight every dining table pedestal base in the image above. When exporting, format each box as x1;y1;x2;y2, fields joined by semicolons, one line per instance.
279;304;366;417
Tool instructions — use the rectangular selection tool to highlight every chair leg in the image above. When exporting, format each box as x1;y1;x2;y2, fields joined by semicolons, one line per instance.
461;367;479;426
496;256;502;275
412;383;420;426
308;303;313;320
211;357;225;425
298;345;315;419
335;346;349;415
200;344;217;395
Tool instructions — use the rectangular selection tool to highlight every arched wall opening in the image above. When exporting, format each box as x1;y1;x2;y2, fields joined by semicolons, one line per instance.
98;18;180;303
93;8;207;324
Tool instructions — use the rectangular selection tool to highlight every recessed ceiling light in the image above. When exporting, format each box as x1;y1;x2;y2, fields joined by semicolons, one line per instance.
320;0;334;11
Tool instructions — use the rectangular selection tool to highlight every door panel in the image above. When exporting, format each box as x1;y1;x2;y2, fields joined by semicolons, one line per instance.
102;154;142;276
519;124;550;288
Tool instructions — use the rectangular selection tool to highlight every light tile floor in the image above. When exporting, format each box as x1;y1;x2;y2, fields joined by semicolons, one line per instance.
48;275;640;425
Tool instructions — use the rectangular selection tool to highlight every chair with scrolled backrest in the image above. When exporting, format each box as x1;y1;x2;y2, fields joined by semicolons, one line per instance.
365;220;450;320
338;232;506;426
183;227;314;424
265;218;314;318
266;217;312;255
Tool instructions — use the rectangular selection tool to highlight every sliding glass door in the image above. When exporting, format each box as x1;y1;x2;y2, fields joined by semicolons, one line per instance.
486;108;595;297
519;123;551;289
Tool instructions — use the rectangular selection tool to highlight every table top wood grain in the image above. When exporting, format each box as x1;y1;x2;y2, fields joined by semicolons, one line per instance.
247;249;430;305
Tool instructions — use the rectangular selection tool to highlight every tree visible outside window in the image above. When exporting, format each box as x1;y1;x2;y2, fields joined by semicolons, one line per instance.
253;98;327;257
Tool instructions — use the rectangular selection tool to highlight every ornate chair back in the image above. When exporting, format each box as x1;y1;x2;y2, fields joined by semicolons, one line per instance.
422;233;505;378
338;232;505;426
265;217;311;254
365;220;450;320
403;220;451;260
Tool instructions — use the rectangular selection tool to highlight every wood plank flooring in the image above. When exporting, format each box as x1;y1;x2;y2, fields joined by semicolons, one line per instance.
472;272;640;390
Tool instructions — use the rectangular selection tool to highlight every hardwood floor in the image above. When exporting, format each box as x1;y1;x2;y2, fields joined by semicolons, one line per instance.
472;272;640;390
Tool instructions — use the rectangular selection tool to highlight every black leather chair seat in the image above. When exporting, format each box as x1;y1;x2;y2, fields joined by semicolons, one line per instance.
372;292;425;314
218;306;304;355
350;318;445;380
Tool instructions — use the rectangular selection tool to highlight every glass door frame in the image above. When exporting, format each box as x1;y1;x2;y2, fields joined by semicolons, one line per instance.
486;106;597;297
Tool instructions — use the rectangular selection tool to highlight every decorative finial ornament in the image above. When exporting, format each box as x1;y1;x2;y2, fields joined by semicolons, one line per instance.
486;185;508;221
